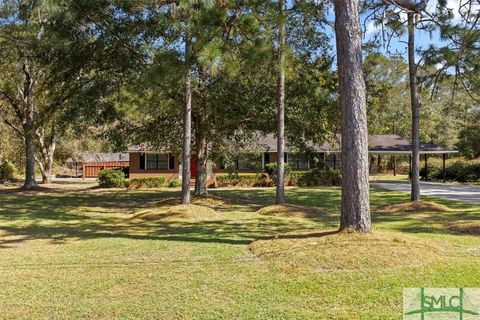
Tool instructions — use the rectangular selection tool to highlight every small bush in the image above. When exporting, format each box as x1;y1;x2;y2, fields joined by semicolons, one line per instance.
0;161;18;183
167;179;181;188
98;169;126;188
128;177;166;189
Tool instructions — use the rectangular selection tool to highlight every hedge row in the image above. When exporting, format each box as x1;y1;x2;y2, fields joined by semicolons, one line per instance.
216;168;341;187
98;170;181;188
99;167;342;189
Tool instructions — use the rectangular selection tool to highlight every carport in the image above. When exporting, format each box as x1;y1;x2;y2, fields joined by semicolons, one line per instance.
367;135;458;183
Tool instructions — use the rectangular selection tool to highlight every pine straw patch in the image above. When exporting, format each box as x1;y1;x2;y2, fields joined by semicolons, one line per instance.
256;204;327;218
132;204;218;221
249;230;444;271
130;196;226;221
449;221;480;235
376;200;450;214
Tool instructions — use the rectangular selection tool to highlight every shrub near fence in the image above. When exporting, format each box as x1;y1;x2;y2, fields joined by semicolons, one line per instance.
98;169;127;188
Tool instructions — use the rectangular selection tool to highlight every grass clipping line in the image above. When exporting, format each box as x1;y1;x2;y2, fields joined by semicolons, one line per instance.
249;231;444;271
376;200;450;214
257;204;327;218
131;196;223;221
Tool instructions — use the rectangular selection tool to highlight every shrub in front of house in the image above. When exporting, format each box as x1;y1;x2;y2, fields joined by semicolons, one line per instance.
215;168;341;188
166;179;181;188
264;162;291;184
255;173;275;187
296;168;341;186
128;177;167;189
98;169;127;188
0;161;18;183
216;174;260;187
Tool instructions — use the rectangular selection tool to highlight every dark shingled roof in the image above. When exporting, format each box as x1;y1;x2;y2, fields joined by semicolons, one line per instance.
67;152;129;163
126;143;169;153
367;134;456;154
127;134;457;155
248;134;456;154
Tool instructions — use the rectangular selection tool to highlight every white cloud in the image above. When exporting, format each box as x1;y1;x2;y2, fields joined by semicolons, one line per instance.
446;0;462;22
427;0;462;22
364;20;379;37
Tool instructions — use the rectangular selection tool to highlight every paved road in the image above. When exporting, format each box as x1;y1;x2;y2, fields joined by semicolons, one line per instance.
373;181;480;205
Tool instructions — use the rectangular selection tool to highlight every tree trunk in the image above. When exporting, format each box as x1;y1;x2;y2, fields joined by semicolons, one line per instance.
22;62;37;189
24;132;36;188
181;31;193;205
276;0;286;205
407;13;420;201
41;142;55;184
194;119;208;196
377;154;382;174
334;0;371;232
36;127;57;184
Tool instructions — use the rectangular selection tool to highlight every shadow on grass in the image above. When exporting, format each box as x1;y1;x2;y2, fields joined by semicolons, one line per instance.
0;188;328;248
0;216;325;248
1;187;478;249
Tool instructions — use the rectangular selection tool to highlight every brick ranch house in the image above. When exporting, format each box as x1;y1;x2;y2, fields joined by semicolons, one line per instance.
126;134;457;180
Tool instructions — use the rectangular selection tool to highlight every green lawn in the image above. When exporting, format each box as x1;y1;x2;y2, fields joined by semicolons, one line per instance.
0;185;479;319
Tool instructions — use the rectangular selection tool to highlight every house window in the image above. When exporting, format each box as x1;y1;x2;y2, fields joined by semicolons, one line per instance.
237;154;262;170
146;153;169;170
287;153;309;169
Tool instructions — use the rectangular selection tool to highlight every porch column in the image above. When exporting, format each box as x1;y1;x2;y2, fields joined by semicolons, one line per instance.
424;154;428;181
442;153;446;183
393;155;396;176
409;155;412;181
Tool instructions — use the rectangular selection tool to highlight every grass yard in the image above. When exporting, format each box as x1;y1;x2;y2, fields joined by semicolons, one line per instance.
0;184;479;319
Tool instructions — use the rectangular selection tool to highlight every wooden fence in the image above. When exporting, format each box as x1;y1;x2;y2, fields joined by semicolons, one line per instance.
82;162;129;178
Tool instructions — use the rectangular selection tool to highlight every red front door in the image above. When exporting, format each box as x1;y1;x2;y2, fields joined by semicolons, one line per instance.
191;159;196;178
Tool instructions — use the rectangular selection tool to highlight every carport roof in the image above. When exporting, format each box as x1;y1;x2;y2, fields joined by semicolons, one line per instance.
255;134;457;154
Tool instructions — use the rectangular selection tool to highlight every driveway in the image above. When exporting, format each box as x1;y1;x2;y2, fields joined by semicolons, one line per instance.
372;181;480;205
